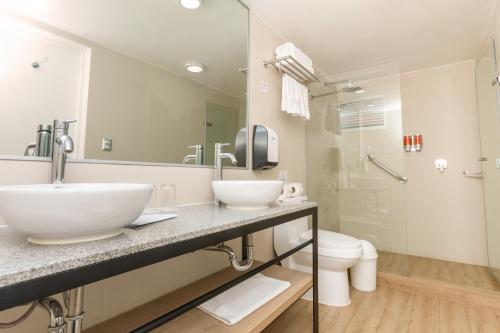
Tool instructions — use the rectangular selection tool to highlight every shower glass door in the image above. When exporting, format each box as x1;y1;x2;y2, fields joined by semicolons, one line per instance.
476;39;500;282
307;73;408;275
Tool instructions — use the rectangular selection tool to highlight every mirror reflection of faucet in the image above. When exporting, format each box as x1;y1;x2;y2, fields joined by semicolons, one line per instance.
182;144;204;165
24;124;53;157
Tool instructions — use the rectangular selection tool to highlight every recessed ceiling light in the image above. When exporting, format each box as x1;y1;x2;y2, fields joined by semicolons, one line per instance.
180;0;202;10
185;63;205;73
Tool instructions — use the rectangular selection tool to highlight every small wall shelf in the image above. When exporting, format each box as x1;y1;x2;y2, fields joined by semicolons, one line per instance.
263;55;319;85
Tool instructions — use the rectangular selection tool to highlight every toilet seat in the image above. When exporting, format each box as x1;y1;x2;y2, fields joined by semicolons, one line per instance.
297;230;363;259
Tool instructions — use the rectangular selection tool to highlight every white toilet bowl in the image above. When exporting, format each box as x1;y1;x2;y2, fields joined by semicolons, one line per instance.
274;218;377;307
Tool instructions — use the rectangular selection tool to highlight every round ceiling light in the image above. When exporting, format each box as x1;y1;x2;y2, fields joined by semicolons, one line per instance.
185;63;205;73
180;0;202;10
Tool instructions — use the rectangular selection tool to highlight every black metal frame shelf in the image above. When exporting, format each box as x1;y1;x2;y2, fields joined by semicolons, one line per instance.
0;206;319;333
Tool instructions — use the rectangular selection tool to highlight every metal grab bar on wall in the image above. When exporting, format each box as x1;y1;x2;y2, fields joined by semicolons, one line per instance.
366;154;408;184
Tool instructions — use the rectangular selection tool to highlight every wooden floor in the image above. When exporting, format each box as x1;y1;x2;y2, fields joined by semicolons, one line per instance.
264;284;500;333
378;251;500;292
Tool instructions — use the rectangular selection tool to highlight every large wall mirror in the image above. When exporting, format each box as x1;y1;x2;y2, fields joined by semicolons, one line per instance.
0;0;249;168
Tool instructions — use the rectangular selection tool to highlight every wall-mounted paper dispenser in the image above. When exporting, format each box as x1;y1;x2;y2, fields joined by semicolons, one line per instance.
252;125;278;170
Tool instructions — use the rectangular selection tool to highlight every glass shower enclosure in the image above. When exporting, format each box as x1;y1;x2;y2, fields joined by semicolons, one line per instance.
476;39;500;283
306;73;409;275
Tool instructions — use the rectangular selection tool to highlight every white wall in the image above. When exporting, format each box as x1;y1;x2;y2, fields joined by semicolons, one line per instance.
0;12;307;332
401;60;488;265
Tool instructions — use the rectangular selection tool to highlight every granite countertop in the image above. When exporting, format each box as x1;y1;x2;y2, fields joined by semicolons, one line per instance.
0;202;316;288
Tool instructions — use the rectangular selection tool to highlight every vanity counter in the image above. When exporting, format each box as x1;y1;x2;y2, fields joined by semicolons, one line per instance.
0;202;316;311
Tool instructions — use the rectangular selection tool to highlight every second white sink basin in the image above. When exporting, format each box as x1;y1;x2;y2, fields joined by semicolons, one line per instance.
0;183;153;244
212;180;284;209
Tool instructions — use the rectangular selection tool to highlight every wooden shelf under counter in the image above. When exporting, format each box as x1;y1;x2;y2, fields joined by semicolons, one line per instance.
84;263;312;333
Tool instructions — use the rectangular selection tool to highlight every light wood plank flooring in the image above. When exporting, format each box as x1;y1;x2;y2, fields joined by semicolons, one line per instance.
378;251;500;292
263;285;500;333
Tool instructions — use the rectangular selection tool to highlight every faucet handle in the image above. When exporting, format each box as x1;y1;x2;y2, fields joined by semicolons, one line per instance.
188;144;203;150
53;119;77;130
215;142;231;149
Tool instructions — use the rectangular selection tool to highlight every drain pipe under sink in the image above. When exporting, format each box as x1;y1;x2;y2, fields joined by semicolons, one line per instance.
205;234;254;271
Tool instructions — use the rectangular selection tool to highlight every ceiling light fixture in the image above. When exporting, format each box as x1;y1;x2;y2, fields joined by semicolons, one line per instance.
185;63;205;73
180;0;202;10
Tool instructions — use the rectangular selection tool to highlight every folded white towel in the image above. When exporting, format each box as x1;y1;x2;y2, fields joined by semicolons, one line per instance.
275;42;314;74
198;273;290;325
127;213;178;228
281;74;310;120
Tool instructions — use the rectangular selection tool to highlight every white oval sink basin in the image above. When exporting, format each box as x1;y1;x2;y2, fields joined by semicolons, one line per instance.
212;180;284;209
0;183;153;244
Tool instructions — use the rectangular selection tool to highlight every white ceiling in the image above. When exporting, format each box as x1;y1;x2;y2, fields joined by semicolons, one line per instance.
0;0;248;97
245;0;498;77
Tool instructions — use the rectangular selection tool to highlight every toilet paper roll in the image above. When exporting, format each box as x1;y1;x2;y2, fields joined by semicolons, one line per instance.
287;182;304;197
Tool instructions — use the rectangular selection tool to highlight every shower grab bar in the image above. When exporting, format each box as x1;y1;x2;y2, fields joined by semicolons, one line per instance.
367;154;408;184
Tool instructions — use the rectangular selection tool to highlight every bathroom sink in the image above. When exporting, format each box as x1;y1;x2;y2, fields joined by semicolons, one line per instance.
212;180;284;209
0;183;153;244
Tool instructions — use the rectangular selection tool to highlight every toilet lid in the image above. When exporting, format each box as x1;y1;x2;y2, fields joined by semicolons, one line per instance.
299;230;361;250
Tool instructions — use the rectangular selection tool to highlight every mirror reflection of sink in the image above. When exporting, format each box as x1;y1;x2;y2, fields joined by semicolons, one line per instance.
0;183;153;244
212;180;284;210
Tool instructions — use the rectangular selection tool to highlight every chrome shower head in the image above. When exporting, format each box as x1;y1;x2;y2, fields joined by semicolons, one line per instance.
340;81;364;94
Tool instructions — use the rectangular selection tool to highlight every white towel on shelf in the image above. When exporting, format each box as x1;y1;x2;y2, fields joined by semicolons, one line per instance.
281;74;310;120
275;42;314;74
198;273;291;326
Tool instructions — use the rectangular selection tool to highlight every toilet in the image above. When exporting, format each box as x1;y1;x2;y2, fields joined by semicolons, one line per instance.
274;218;378;307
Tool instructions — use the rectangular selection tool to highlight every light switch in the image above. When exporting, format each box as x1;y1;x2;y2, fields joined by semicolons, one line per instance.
102;138;112;152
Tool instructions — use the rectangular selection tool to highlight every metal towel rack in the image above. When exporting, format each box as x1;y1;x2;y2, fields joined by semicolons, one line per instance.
367;154;408;184
263;55;319;85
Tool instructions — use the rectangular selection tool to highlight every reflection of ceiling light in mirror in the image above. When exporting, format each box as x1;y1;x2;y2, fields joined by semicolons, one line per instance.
185;63;204;73
354;88;365;94
179;0;202;10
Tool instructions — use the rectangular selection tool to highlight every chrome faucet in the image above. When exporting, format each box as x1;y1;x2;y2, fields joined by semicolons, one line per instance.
182;144;204;165
214;143;238;205
51;120;76;184
214;143;238;181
